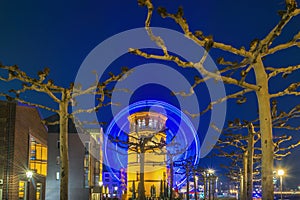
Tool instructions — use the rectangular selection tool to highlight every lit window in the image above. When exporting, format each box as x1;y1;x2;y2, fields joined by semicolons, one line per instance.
84;142;90;188
36;183;42;200
56;172;60;180
29;137;47;176
149;119;153;128
18;181;26;199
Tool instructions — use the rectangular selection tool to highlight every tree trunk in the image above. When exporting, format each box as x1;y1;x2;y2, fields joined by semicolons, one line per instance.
242;151;248;200
170;156;174;200
193;170;198;200
132;181;136;199
212;177;216;200
186;169;190;200
160;180;164;199
247;124;255;200
254;56;274;200
203;174;207;200
139;147;146;200
209;178;212;200
59;97;69;200
165;180;169;198
240;173;243;200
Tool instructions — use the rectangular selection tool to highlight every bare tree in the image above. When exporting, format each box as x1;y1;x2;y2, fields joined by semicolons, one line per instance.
215;123;259;200
130;0;300;198
216;106;300;200
0;64;129;200
108;128;168;200
173;157;194;200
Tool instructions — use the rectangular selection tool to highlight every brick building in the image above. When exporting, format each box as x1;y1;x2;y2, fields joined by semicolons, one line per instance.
0;101;48;200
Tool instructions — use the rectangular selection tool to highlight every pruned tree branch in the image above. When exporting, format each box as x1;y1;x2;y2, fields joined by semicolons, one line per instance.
270;82;300;98
0;92;59;113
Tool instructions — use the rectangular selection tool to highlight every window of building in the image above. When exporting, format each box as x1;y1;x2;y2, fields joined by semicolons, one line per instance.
154;119;158;129
84;142;90;154
84;142;90;188
29;136;47;176
18;181;26;199
84;172;89;188
56;156;60;165
149;118;153;128
130;123;134;131
36;183;42;200
56;172;60;180
157;120;161;129
94;175;99;186
94;161;100;174
84;155;89;168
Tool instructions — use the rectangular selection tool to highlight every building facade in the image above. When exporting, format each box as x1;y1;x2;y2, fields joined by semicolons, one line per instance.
0;101;48;200
45;115;105;200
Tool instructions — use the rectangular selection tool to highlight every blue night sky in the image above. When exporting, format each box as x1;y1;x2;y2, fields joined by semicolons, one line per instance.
1;0;300;188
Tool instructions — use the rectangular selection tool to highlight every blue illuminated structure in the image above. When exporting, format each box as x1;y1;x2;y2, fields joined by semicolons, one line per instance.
103;100;200;188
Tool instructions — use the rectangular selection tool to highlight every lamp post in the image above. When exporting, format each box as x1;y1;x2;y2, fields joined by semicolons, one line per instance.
277;169;284;200
203;171;207;200
207;169;215;200
26;170;33;200
114;186;118;199
99;181;103;200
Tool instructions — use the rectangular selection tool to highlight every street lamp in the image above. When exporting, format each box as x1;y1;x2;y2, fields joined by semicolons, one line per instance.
206;169;215;200
207;169;215;175
114;186;118;198
277;169;284;200
26;170;33;200
26;170;33;181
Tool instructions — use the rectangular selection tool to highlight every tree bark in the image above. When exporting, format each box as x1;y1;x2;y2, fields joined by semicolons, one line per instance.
240;173;244;200
139;146;146;200
254;56;274;200
242;152;248;200
59;95;69;200
209;178;212;200
193;170;198;200
203;174;207;200
170;156;174;200
247;124;255;200
186;168;190;200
